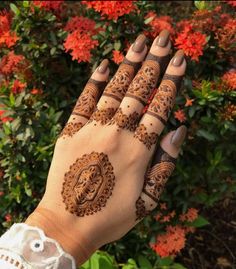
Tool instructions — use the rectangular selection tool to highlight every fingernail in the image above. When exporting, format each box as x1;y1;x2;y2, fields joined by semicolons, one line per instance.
98;59;109;73
132;34;146;53
171;50;185;66
156;29;170;47
171;125;187;148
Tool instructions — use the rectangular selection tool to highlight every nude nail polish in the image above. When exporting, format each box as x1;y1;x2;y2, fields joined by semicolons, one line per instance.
156;29;170;47
171;125;187;148
98;59;109;73
171;50;185;66
132;34;146;53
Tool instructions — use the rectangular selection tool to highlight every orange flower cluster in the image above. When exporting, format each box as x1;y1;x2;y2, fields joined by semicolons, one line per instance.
174;109;186;123
144;11;174;39
0;106;13;123
179;208;198;222
220;103;236;121
64;16;99;63
0;51;25;76
33;1;63;11
175;25;207;61
215;18;236;51
0;10;18;48
82;1;136;21
112;50;124;64
11;79;26;94
152;225;186;257
222;70;236;90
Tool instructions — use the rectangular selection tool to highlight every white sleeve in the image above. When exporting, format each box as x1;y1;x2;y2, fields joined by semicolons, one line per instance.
0;223;76;269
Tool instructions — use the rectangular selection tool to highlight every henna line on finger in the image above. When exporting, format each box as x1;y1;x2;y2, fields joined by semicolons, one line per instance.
103;92;122;102
145;53;170;73
125;93;147;106
88;79;107;91
145;111;167;125
162;74;184;92
122;57;142;73
71;112;90;119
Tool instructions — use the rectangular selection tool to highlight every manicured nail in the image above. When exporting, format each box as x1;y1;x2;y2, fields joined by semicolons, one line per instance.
171;50;185;66
132;34;146;53
171;125;187;148
156;29;170;47
98;59;109;73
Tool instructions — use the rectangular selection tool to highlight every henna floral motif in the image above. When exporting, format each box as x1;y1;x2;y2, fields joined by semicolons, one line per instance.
62;152;115;217
126;61;159;105
103;66;133;102
109;108;140;132
134;124;158;150
59;122;83;138
135;147;176;220
146;80;176;125
135;197;151;221
72;81;101;119
89;107;116;125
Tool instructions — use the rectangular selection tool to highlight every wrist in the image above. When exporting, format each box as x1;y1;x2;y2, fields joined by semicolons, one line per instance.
25;207;95;266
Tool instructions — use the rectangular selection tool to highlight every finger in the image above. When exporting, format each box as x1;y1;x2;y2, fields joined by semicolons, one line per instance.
110;30;171;132
135;125;187;221
134;50;186;150
90;34;147;125
59;59;109;138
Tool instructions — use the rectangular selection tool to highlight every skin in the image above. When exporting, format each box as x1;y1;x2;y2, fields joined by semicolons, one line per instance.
25;29;187;266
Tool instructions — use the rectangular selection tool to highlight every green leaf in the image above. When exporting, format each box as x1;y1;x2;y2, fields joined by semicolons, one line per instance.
172;263;188;269
196;129;216;141
114;41;121;51
190;215;210;227
158;257;172;266
144;16;154;24
10;3;20;15
194;1;206;10
137;255;152;269
24;182;32;197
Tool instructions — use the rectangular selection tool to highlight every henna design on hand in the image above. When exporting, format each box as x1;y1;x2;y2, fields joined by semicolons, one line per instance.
133;124;158;150
61;152;115;217
103;65;134;102
146;80;177;125
72;79;104;119
135;147;176;220
59;122;83;138
89;107;116;125
126;61;159;106
135;197;151;220
109;108;140;132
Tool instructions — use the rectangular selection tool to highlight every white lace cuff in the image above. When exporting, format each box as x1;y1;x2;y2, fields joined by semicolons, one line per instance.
0;223;76;269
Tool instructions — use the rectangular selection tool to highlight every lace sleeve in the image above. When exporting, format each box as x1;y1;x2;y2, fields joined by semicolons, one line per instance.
0;223;76;269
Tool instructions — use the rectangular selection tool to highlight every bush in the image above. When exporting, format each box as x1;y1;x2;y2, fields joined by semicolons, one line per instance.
0;1;235;268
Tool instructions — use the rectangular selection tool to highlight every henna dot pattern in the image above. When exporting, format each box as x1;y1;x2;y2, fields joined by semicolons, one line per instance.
61;152;115;217
59;122;83;138
134;124;158;150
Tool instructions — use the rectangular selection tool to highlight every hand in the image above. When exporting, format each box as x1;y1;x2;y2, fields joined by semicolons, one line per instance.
25;29;187;265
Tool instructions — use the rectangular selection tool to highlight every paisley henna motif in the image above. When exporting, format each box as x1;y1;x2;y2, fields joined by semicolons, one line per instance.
126;61;159;106
59;122;83;138
61;152;115;217
135;147;176;220
89;107;116;125
72;80;102;119
134;124;158;150
109;108;140;132
103;65;134;102
146;80;177;125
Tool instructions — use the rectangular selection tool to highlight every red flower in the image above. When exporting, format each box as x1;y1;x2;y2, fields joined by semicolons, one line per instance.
145;11;174;39
152;225;186;257
33;1;63;11
5;214;12;222
31;88;43;95
64;30;98;63
0;51;25;76
179;208;198;222
0;191;4;196
0;10;19;48
174;109;186;123
225;0;236;7
82;1;136;21
0;105;13;123
65;16;98;35
185;98;194;107
11;79;26;94
112;50;124;64
175;25;207;61
222;70;236;90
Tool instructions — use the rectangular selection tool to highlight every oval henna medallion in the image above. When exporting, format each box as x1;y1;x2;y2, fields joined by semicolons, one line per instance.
61;152;115;217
